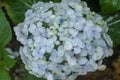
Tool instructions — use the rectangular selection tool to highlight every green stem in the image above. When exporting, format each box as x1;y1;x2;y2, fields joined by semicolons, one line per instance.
106;14;118;22
108;19;120;27
105;14;120;27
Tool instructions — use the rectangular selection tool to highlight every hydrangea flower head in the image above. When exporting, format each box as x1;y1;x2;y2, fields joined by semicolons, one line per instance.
14;0;113;80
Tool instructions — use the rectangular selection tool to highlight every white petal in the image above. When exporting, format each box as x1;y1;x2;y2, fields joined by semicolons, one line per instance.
40;48;46;54
68;73;78;80
98;65;106;71
69;28;78;37
46;73;54;80
66;54;77;66
96;46;104;60
29;24;37;33
58;45;64;57
67;9;74;16
73;47;81;54
78;57;88;65
64;41;73;50
72;38;85;48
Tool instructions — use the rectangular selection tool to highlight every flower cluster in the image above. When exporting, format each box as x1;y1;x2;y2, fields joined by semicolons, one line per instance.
14;0;113;80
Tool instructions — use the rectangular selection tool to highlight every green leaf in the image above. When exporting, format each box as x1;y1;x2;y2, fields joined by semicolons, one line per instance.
0;8;15;78
0;8;13;70
0;60;5;68
100;0;120;14
0;69;11;80
3;0;31;24
0;48;16;69
108;14;120;46
0;8;12;48
0;46;5;59
3;54;16;69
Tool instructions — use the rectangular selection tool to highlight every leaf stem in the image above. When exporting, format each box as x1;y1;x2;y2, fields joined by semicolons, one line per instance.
108;19;120;27
105;14;118;22
105;14;120;27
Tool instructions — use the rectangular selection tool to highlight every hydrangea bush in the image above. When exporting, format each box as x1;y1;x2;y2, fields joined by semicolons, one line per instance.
14;0;113;80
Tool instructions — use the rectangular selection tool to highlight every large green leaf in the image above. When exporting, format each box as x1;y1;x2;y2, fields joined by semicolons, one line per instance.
0;8;12;48
3;0;32;24
0;69;11;80
100;0;120;14
108;14;120;46
0;8;16;80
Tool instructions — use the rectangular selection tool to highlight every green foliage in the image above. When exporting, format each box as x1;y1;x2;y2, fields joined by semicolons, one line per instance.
108;14;120;46
0;50;16;69
100;0;120;14
3;0;32;24
0;69;11;80
4;54;16;69
0;8;16;80
0;8;12;48
0;52;16;80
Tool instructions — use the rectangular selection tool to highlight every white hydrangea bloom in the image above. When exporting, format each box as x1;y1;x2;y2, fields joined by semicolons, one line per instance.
14;0;113;80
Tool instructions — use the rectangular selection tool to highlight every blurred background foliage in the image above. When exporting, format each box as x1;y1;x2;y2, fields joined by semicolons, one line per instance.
0;0;120;80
